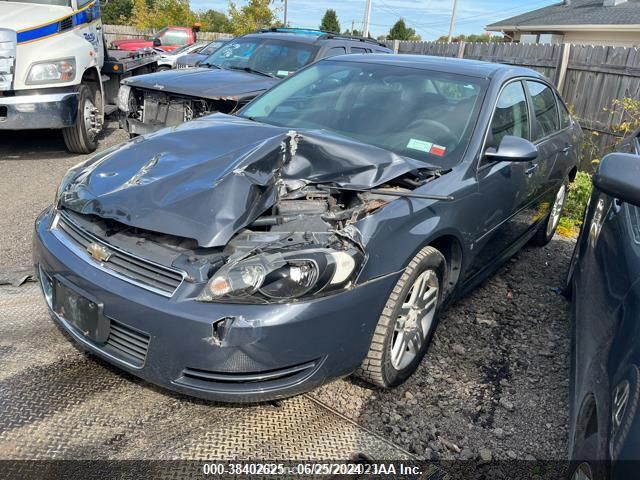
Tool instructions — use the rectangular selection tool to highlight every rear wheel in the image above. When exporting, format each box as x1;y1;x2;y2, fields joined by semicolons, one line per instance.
356;246;445;388
570;434;607;480
63;84;103;154
531;182;567;246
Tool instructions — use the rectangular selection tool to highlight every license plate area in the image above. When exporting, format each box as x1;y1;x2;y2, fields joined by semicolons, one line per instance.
53;278;109;343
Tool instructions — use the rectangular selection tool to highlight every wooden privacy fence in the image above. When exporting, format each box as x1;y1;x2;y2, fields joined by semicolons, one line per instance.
103;25;232;45
388;40;640;169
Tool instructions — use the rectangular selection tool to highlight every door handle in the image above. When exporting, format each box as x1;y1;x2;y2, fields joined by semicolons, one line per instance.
525;164;538;176
561;145;572;154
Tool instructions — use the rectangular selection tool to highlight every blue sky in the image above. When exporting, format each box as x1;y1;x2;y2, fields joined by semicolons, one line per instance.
190;0;559;40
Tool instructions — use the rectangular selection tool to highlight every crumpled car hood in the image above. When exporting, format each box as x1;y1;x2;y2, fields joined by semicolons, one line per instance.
59;114;430;248
124;68;279;100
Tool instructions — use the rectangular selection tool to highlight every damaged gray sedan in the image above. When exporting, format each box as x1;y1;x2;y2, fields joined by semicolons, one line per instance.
33;55;580;402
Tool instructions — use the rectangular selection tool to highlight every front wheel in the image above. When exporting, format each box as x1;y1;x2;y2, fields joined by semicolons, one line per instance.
62;84;103;154
531;182;568;246
356;246;446;388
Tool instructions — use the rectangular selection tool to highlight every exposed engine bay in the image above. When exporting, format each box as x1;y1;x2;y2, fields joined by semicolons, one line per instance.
124;89;243;134
59;168;440;299
57;115;449;303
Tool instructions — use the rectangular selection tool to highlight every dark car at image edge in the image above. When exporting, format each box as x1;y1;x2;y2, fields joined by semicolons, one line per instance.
117;28;391;136
567;132;640;479
34;54;580;403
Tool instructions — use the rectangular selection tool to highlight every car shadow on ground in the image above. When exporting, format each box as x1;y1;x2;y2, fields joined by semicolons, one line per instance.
310;238;576;462
0;120;122;161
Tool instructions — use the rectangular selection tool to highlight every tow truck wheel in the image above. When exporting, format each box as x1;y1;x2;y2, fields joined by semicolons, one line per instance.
63;84;103;154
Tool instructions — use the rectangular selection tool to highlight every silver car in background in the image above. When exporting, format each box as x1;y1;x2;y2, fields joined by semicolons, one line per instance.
156;42;207;71
176;40;229;69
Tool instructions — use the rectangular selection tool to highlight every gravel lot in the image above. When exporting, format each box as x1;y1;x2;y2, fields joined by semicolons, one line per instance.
0;121;127;268
0;124;575;462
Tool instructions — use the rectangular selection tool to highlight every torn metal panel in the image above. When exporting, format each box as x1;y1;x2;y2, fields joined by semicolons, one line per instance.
59;114;435;248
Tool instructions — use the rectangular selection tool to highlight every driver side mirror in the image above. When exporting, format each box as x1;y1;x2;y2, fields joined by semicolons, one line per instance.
593;152;640;207
153;38;162;47
484;135;538;163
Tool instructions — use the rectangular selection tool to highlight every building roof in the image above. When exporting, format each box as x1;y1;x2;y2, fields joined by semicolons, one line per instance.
487;0;640;30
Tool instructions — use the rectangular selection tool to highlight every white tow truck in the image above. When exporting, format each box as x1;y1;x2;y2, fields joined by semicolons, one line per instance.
0;0;158;153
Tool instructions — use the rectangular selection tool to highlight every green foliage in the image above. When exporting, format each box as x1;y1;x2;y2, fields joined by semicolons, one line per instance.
103;0;133;25
437;33;502;43
228;0;278;36
388;19;420;41
197;9;231;33
344;29;362;37
558;172;593;236
320;9;340;33
131;0;196;29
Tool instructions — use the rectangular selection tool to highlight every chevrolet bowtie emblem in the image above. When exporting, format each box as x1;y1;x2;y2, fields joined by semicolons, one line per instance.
87;243;112;263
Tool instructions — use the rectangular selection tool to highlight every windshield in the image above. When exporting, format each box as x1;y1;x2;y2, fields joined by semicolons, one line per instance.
5;0;70;5
200;37;318;78
170;43;199;56
200;40;226;56
240;60;487;167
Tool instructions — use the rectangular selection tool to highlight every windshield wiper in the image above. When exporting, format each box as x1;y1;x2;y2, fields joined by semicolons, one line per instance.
228;66;275;78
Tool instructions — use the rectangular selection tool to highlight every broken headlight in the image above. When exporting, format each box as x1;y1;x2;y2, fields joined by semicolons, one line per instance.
198;248;363;303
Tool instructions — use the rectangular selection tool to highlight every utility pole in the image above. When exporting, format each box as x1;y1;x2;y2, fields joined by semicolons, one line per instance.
283;0;288;27
363;0;372;38
351;20;355;35
447;0;458;42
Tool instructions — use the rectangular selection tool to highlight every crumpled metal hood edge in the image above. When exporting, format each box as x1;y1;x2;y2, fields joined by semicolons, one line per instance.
59;114;431;248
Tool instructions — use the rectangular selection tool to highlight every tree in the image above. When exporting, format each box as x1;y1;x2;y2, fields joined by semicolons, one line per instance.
228;0;278;36
131;0;195;29
437;33;503;43
387;19;419;41
320;9;340;33
198;9;231;33
103;0;133;25
343;29;361;37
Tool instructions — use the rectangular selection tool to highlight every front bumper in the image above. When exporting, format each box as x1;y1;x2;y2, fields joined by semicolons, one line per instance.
120;117;165;136
0;92;78;130
33;208;399;403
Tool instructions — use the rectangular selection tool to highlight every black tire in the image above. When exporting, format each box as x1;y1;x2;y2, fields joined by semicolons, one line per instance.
157;65;171;71
569;434;608;480
356;246;446;388
531;181;568;247
62;84;102;154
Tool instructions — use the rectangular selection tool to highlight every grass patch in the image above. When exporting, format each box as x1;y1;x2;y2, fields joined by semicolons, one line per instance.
558;172;592;238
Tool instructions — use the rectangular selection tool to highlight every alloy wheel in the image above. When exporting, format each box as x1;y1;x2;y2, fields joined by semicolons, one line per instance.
390;269;439;370
571;462;593;480
547;184;567;237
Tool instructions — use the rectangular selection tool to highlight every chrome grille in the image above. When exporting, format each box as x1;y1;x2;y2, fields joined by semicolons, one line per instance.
54;210;185;297
105;319;150;367
0;29;16;91
176;360;320;391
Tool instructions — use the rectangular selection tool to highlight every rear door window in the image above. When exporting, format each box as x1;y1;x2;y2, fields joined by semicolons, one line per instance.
559;100;571;129
350;47;368;54
527;81;560;140
323;46;346;58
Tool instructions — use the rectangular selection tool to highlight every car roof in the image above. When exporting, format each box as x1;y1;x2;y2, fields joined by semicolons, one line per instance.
242;29;389;49
329;54;544;80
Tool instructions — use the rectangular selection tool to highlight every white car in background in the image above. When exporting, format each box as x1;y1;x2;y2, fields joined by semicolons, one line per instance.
156;42;207;71
176;39;229;69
